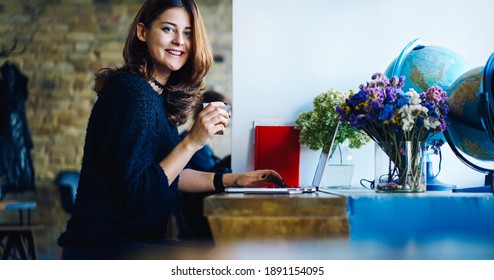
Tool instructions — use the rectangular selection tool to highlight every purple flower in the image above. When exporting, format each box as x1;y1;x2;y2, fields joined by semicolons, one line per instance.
416;117;424;126
378;104;395;122
371;72;382;80
384;87;398;103
422;85;448;104
439;103;449;115
348;90;368;106
397;76;405;89
394;91;410;108
337;73;449;154
390;76;399;86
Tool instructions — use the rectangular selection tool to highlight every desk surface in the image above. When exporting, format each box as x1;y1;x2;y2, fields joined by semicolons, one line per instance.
0;200;37;211
320;186;494;198
320;187;494;242
204;191;349;242
0;200;37;226
204;191;346;216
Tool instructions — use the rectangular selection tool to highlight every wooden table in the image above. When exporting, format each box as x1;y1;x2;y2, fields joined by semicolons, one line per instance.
0;200;40;260
203;192;348;243
0;200;37;224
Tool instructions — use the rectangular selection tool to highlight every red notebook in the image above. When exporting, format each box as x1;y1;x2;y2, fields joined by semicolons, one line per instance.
254;125;300;186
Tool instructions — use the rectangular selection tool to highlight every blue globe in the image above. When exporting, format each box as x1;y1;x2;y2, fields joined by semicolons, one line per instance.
447;66;494;161
385;39;472;146
385;40;471;93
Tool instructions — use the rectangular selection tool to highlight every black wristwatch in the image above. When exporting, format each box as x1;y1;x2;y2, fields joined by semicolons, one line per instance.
213;168;232;192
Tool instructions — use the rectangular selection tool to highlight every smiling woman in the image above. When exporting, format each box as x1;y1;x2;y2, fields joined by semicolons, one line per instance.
56;0;281;260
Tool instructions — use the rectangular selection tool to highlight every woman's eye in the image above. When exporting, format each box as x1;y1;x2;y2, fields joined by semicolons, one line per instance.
162;27;173;33
184;31;192;38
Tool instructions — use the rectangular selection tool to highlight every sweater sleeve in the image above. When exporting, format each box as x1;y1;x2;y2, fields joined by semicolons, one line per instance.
99;75;177;215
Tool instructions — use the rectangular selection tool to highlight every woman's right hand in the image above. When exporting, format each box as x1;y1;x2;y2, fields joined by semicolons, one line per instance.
185;101;230;151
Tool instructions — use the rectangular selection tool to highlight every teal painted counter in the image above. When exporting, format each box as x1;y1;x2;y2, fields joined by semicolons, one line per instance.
321;188;494;241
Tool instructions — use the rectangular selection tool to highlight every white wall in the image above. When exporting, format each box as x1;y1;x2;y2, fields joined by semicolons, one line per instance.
232;0;494;188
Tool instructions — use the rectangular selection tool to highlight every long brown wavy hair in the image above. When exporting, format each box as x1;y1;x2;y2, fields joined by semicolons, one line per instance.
94;0;213;125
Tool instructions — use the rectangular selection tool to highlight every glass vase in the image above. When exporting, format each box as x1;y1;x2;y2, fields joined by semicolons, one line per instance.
321;144;354;188
374;141;426;193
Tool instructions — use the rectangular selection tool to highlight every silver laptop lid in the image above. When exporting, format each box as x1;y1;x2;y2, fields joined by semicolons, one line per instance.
311;121;340;190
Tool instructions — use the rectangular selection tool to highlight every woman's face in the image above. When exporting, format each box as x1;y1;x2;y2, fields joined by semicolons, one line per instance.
137;7;192;80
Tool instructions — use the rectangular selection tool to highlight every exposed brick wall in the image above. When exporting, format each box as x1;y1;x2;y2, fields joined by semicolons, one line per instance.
0;0;231;259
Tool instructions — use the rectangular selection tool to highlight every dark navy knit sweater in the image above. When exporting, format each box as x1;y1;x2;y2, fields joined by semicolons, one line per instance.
58;73;180;247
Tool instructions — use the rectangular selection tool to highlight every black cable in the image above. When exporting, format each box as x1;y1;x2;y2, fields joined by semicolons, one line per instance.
360;178;374;189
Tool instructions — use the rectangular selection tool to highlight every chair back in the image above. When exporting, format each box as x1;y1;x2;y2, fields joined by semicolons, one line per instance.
54;171;79;213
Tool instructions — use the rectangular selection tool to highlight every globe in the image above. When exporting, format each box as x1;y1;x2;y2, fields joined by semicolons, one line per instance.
385;39;471;93
446;58;494;163
385;39;472;147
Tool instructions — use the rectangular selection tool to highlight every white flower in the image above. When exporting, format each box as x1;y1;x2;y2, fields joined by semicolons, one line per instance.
398;105;414;131
424;118;441;130
397;92;428;132
406;89;421;105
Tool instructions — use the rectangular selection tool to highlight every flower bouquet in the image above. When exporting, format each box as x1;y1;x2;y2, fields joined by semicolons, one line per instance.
336;73;449;192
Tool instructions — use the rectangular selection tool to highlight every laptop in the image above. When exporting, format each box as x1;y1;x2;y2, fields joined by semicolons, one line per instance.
225;122;340;195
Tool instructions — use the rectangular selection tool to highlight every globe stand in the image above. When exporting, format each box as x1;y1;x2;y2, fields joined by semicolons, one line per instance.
426;161;457;191
444;129;494;194
452;172;493;193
